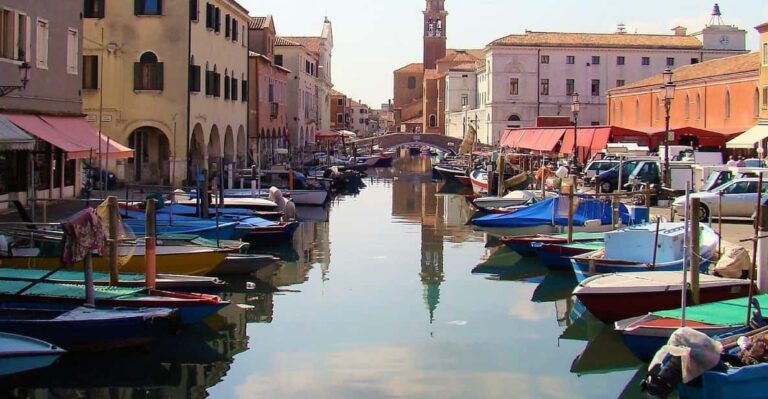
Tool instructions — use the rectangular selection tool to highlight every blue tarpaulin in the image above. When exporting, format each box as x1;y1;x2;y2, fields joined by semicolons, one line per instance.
472;196;628;228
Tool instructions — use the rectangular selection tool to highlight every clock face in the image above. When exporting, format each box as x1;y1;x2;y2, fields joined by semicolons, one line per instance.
720;35;730;45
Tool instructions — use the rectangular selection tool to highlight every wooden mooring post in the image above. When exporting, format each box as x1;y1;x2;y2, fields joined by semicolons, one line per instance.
107;196;119;286
145;198;157;289
690;197;701;305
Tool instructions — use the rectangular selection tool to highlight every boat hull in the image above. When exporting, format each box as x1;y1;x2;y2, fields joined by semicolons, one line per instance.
0;333;65;376
571;256;714;283
531;242;599;269
210;254;281;275
241;221;300;243
678;362;768;399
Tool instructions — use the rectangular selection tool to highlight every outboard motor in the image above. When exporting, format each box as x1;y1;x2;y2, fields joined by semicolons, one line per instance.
640;354;683;399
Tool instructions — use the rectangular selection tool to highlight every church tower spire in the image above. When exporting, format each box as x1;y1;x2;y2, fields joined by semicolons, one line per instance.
423;0;447;70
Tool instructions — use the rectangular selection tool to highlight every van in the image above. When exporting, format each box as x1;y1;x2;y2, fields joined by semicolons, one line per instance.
596;158;661;193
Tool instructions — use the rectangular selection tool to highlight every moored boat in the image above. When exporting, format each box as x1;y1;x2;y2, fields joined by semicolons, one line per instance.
531;240;604;269
500;232;605;256
574;271;751;323
238;220;300;242
433;163;468;182
0;333;65;376
469;169;489;194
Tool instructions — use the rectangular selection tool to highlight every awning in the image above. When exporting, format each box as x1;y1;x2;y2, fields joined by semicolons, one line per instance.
0;115;34;151
726;123;768;149
315;130;340;141
529;128;565;152
560;127;611;154
3;114;133;160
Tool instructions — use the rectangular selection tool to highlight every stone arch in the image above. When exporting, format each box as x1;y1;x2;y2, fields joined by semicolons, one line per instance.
208;125;222;172
190;123;206;173
236;126;246;168
127;126;170;184
223;126;235;165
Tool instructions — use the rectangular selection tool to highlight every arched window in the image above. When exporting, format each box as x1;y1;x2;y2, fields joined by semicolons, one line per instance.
635;99;640;123
684;94;690;120
619;101;624;124
428;114;437;127
507;114;521;128
655;96;660;121
407;76;416;90
725;91;731;119
756;88;761;118
224;68;230;100
134;51;163;91
696;93;701;120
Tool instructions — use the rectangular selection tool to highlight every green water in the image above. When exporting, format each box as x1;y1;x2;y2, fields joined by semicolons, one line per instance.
0;156;648;398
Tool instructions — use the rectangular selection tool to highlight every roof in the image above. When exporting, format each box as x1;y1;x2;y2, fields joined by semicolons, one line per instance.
489;31;703;50
275;37;300;46
395;63;424;74
447;49;485;60
611;52;759;92
402;116;423;124
248;51;291;73
438;50;483;64
249;16;274;30
449;62;481;72
330;89;346;97
281;36;322;53
424;69;445;80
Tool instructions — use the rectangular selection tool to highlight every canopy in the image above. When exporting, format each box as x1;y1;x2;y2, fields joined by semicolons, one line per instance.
500;128;565;152
726;123;768;149
315;130;340;141
338;130;357;138
560;127;611;154
0;115;34;151
472;196;628;228
3;114;133;160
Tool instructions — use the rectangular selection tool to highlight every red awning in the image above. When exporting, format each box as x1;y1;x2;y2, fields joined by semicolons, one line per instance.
561;127;612;153
315;130;340;141
529;128;565;152
3;114;133;160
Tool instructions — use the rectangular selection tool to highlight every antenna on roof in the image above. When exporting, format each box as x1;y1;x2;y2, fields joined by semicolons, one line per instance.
616;23;626;34
708;3;724;26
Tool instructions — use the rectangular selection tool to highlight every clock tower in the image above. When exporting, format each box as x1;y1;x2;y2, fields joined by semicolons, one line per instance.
691;4;746;52
423;0;447;70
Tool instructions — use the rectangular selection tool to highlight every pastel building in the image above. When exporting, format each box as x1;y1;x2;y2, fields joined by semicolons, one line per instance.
83;0;250;186
275;36;319;155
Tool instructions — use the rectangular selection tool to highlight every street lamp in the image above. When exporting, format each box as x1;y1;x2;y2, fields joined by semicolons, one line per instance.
0;62;31;97
570;92;580;167
662;67;676;188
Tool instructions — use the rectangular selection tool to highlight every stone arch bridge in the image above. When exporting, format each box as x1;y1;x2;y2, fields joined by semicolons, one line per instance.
346;133;492;154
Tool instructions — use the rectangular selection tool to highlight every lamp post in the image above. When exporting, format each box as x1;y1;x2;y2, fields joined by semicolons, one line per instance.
570;92;580;167
0;62;31;97
662;67;676;188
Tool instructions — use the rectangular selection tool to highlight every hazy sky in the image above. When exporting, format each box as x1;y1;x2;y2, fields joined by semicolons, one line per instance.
241;0;768;108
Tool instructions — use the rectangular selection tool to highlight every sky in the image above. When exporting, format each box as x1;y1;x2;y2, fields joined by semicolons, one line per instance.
240;0;768;108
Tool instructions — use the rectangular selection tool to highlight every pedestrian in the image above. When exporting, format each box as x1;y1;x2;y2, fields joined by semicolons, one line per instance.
736;156;746;167
726;156;738;167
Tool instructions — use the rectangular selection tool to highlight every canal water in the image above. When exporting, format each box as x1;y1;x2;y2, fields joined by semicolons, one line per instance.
3;156;650;398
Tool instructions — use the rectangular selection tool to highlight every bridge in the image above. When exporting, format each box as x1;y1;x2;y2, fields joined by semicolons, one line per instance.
346;133;492;154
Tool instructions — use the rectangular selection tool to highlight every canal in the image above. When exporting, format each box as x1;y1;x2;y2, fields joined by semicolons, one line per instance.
4;155;648;398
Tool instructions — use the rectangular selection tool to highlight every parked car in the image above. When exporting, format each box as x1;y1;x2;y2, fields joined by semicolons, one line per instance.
672;177;768;221
83;163;118;190
595;159;661;193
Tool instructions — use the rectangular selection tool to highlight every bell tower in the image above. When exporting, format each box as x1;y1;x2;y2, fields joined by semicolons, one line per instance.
423;0;447;70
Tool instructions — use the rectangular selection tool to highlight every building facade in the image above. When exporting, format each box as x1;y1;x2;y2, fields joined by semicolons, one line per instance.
347;99;370;136
83;0;249;186
275;37;318;156
248;16;290;167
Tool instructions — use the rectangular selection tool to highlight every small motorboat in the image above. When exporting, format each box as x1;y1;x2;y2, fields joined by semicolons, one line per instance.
470;190;542;212
209;253;281;275
573;271;751;323
570;223;719;282
0;332;65;376
530;240;605;269
500;232;605;256
469;169;489;195
433;163;468;182
216;188;329;206
238;220;301;243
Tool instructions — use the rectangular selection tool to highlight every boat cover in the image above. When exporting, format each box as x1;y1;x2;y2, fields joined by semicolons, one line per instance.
472;196;628;228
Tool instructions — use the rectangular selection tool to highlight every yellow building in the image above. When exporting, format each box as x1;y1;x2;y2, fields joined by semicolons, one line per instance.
759;22;768;121
83;0;249;186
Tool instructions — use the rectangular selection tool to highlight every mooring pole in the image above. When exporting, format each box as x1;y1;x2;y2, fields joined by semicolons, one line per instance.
107;196;119;286
145;198;156;289
690;197;701;305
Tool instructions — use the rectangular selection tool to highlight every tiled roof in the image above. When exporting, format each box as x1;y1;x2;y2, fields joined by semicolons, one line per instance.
442;49;483;63
449;62;480;72
611;52;759;92
402;116;423;124
330;89;345;97
395;63;424;73
281;36;322;53
490;31;704;50
275;37;300;46
424;69;444;80
249;16;274;30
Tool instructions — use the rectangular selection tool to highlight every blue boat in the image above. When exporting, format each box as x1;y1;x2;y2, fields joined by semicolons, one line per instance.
121;216;243;240
0;332;65;376
472;196;627;228
0;306;178;351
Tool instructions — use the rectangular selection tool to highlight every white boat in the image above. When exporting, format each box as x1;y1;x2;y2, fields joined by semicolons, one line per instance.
472;190;556;211
470;169;489;195
219;188;329;206
177;196;278;211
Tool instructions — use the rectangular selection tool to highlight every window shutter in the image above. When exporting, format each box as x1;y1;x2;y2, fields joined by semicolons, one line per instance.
242;80;248;102
205;3;211;28
232;20;238;41
157;0;163;15
224;76;230;99
225;15;230;38
232;78;238;101
214;8;220;32
189;0;197;20
133;62;141;90
155;63;164;90
134;0;143;15
214;73;220;97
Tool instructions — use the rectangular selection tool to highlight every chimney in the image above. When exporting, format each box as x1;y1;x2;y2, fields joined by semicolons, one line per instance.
672;26;688;36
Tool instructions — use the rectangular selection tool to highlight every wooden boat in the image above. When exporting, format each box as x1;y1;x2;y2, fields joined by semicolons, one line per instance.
0;280;227;325
573;271;752;323
0;267;227;293
176;196;278;212
155;233;249;253
500;232;605;256
0;245;230;276
217;188;329;206
615;294;766;361
570;223;719;282
122;218;243;240
433;163;468;181
470;190;539;212
209;253;281;275
0;306;178;351
238;220;300;242
0;332;65;376
469;169;489;194
531;240;604;269
504;171;531;191
364;153;394;168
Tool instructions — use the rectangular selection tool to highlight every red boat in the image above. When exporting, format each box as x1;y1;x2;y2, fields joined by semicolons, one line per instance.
574;271;751;323
500;232;605;256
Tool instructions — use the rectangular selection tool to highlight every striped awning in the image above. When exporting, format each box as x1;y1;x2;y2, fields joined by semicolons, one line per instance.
0;115;34;151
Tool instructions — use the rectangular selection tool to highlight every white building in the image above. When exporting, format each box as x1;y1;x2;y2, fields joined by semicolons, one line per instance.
275;37;319;154
447;12;748;145
348;99;370;136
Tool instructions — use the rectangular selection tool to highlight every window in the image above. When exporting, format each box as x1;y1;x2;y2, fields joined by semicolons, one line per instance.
205;3;214;29
696;93;702;119
134;52;163;90
642;57;650;66
241;79;247;102
189;62;201;92
189;0;198;21
83;55;98;89
336;98;343;106
224;73;230;100
224;15;230;38
231;77;237;101
84;0;105;18
134;0;162;15
540;55;549;64
214;7;221;32
566;55;575;64
763;43;767;65
725;91;731;119
429;114;437;127
666;57;675;67
1;11;30;62
407;76;416;89
566;79;575;95
66;29;78;74
616;56;625;65
509;77;519;95
268;83;274;102
684;94;690;120
763;87;768;109
305;60;310;74
232;20;238;41
540;78;549;95
205;67;213;95
591;56;600;65
35;19;48;69
275;54;283;66
616;79;625;87
213;69;220;97
591;79;600;96
336;114;343;123
756;89;760;117
359;108;364;114
691;58;699;64
359;118;364;124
